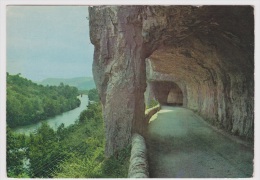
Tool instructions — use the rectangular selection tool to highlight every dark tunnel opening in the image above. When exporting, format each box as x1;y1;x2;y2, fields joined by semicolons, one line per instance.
150;81;184;106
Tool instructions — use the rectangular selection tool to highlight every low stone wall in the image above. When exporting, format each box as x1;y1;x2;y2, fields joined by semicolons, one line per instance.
128;133;149;178
145;105;161;124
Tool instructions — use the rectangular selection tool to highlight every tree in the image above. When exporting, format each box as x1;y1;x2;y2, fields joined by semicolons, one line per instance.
28;122;66;177
6;127;29;177
88;88;99;102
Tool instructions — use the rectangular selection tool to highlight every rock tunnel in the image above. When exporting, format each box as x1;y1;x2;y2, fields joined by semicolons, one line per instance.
89;6;254;157
147;81;184;106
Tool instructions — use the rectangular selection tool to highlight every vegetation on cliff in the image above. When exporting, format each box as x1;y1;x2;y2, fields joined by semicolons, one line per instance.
7;73;80;128
53;102;130;178
87;88;99;102
146;99;159;109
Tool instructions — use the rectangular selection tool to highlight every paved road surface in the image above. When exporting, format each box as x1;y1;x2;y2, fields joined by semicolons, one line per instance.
147;106;253;178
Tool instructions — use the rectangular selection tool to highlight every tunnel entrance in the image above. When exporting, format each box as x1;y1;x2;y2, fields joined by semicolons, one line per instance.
150;81;183;106
90;6;254;157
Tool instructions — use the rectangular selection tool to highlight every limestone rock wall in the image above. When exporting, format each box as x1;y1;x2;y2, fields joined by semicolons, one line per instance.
89;6;147;156
167;88;183;105
89;5;254;156
147;33;254;138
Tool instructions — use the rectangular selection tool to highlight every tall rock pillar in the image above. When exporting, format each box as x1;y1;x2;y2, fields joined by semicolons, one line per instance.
89;6;146;157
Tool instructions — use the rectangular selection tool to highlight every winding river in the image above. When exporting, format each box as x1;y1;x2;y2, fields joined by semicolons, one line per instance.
13;95;89;135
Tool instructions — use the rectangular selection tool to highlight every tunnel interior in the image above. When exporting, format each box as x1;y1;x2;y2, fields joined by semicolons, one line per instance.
149;81;183;106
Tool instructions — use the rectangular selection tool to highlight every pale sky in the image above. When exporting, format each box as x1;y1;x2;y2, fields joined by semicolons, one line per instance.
6;6;94;81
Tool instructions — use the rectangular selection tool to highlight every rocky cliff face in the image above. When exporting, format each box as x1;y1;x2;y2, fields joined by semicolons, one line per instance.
89;6;254;157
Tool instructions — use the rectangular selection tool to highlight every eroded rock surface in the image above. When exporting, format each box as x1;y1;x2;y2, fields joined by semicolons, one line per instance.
89;5;254;156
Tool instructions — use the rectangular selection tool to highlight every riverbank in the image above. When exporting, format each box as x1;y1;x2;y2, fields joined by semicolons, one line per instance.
13;95;88;135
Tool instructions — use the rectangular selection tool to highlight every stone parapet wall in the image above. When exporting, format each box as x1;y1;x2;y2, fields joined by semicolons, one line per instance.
128;133;149;178
145;105;161;124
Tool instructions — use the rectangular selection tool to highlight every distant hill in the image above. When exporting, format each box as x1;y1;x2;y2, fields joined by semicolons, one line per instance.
40;77;96;90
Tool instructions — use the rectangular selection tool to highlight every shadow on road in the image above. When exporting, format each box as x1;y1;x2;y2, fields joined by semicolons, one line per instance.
146;106;253;178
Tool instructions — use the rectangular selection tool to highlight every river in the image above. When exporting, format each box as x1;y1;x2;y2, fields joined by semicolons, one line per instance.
13;95;89;135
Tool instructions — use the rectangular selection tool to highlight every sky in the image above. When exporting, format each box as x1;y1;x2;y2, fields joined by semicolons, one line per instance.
6;6;94;82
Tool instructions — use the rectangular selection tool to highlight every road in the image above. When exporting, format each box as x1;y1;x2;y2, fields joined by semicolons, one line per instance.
146;106;253;178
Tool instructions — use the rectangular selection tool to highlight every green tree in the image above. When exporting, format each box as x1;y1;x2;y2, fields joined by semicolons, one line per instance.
6;127;29;177
28;122;67;178
88;88;99;102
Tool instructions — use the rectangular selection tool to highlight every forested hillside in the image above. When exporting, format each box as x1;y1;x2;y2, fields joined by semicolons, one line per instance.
7;94;130;178
7;73;80;128
40;77;95;90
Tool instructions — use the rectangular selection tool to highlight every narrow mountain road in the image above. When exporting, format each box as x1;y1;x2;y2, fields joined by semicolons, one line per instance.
147;106;253;178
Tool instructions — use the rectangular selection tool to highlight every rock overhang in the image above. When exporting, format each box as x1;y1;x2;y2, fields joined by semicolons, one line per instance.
89;5;254;156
